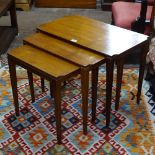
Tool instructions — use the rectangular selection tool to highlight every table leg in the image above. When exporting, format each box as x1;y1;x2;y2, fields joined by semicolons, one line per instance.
137;42;149;104
27;71;35;103
115;57;124;111
106;58;114;127
91;67;99;123
8;57;19;116
50;81;53;98
63;81;67;86
41;77;45;92
81;67;89;135
53;80;62;144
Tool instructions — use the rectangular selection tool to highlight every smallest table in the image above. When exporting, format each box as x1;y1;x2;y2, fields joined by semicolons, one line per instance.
8;45;81;144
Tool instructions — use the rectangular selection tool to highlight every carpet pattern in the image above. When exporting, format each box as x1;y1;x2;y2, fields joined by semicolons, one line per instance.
145;88;155;115
0;55;155;155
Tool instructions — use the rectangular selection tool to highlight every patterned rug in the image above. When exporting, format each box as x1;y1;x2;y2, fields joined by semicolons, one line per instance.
0;55;155;155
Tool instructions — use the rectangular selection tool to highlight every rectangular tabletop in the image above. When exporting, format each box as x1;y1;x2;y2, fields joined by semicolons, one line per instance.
24;33;105;67
38;15;148;57
9;45;80;78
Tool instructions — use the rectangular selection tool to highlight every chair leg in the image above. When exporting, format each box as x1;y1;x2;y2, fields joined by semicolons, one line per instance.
91;67;99;123
8;58;19;116
106;58;114;127
53;80;62;144
115;57;124;111
27;71;35;103
137;42;149;104
81;67;89;135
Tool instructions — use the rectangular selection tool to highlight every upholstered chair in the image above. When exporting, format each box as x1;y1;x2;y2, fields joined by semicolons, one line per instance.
112;0;154;35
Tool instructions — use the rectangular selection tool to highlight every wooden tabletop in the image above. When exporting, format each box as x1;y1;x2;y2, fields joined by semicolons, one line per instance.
0;0;13;17
24;33;105;67
9;45;80;78
38;15;148;57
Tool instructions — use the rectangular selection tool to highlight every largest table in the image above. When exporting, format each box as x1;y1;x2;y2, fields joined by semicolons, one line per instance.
35;15;149;127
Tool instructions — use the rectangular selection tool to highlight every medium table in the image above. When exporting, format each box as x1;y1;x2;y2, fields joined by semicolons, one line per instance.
37;15;149;123
24;32;106;133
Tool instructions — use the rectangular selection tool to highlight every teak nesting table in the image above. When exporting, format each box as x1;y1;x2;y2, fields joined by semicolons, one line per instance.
8;45;81;144
8;33;106;144
23;32;106;123
8;15;149;144
37;15;149;108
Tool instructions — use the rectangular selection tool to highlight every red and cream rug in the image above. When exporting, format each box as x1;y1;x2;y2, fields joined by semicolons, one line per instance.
0;55;155;155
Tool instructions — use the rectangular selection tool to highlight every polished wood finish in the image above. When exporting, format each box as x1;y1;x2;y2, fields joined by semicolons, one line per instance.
52;80;61;143
28;73;45;101
9;45;79;78
115;57;124;111
27;71;35;103
38;15;148;57
8;58;19;116
24;32;106;133
106;58;114;127
35;0;96;8
24;33;105;67
91;67;99;123
0;0;18;55
38;15;149;125
137;41;149;104
81;67;89;134
8;45;81;144
41;77;45;92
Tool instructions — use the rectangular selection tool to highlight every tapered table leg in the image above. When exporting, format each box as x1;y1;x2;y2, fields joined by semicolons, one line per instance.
53;80;62;144
137;41;149;104
91;67;99;123
41;77;45;92
106;58;114;127
115;57;124;111
50;81;53;98
27;71;35;103
81;67;89;135
8;57;19;116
